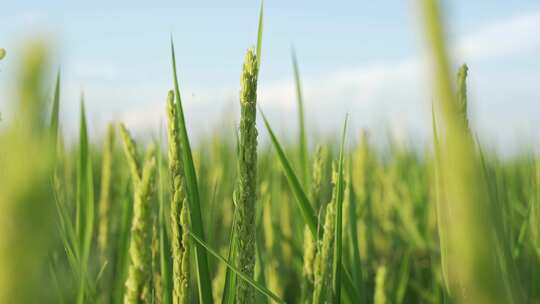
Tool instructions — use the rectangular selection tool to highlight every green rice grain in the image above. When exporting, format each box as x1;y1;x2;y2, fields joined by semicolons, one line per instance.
121;126;157;304
235;47;259;304
167;90;190;304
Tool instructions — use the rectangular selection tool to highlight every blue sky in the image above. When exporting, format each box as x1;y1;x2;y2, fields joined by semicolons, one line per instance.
1;1;540;152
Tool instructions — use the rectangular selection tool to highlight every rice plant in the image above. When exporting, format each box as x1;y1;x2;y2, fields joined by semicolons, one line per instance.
167;90;191;304
120;125;158;303
235;47;259;304
1;1;539;304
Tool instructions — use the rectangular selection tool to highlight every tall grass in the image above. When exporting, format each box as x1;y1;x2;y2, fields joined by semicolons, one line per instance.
422;0;522;303
0;42;56;304
1;1;539;304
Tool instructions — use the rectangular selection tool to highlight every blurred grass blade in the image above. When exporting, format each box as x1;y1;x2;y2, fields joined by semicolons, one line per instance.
170;39;214;304
76;97;95;304
431;101;451;294
256;0;264;71
347;161;363;290
188;231;285;304
254;196;268;304
291;47;309;188
260;109;317;236
421;0;522;303
0;43;57;303
221;206;238;304
157;140;172;304
396;251;411;304
113;183;134;304
50;69;61;145
332;115;348;303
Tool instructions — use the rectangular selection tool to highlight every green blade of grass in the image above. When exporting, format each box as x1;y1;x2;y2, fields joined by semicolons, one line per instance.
80;100;95;273
222;127;242;304
421;0;522;302
260;110;318;236
347;158;364;297
188;231;285;304
261;110;360;303
395;250;411;304
76;97;95;304
291;47;309;188
76;96;86;239
157;139;172;304
256;0;264;72
50;69;61;145
254;193;268;304
170;39;214;304
332;115;348;303
221;205;238;304
112;183;134;304
431;100;451;295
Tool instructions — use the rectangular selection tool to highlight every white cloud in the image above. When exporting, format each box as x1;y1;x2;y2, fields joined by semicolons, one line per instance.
253;9;540;149
456;11;540;61
52;9;540;152
18;13;41;27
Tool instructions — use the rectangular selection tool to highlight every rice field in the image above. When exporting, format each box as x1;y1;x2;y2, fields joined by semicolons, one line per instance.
1;1;539;303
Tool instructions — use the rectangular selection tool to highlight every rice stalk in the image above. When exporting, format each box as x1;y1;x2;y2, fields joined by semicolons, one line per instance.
235;47;259;304
310;146;326;211
332;116;348;303
0;42;56;304
353;130;375;264
170;40;214;304
292;47;309;187
120;124;141;185
76;96;96;304
312;199;336;304
188;231;285;304
456;64;469;128
301;227;316;303
152;211;163;304
50;69;61;146
421;0;522;303
98;123;116;266
167;90;190;304
374;265;386;304
121;125;157;304
157;138;173;304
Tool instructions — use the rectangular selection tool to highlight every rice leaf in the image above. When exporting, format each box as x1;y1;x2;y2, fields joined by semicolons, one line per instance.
77;96;95;304
260;110;317;236
291;47;309;187
332;115;348;303
395;251;411;304
421;0;522;302
50;69;61;145
157;138;173;304
188;231;285;304
221;206;238;304
170;39;214;304
347;158;364;297
256;0;264;72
